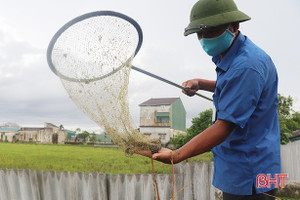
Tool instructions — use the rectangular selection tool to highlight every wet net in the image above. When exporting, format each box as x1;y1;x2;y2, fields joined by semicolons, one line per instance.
47;11;161;155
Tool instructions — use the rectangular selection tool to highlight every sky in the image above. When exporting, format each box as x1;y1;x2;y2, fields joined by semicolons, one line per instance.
0;0;299;132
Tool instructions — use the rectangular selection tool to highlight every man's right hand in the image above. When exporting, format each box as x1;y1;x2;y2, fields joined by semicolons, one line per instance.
182;79;200;96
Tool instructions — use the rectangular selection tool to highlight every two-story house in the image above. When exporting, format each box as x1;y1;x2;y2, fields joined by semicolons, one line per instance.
139;97;186;144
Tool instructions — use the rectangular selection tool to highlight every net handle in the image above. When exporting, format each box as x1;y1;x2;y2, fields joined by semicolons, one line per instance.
47;10;143;81
131;66;213;102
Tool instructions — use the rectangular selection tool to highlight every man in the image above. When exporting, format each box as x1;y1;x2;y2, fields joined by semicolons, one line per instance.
149;0;281;199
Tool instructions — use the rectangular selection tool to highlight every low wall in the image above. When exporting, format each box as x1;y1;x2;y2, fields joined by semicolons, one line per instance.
281;140;300;181
0;162;219;200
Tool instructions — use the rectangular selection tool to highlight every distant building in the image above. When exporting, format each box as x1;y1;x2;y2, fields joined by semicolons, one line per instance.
0;123;75;144
95;132;113;144
0;127;20;142
290;130;300;142
17;123;70;144
139;97;186;144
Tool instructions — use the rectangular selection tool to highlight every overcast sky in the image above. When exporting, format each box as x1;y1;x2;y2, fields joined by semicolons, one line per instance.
0;0;299;132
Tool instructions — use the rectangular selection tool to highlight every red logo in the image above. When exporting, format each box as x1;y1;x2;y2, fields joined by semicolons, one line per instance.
256;174;288;188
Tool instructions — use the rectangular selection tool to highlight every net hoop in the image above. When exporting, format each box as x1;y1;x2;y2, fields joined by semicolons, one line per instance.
47;10;143;83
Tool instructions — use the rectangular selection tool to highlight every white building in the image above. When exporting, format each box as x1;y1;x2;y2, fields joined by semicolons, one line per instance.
139;97;186;144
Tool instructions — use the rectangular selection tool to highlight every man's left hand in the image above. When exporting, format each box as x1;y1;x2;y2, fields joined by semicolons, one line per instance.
152;148;179;164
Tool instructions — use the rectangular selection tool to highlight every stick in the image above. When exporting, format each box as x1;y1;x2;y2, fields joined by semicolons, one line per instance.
132;66;213;102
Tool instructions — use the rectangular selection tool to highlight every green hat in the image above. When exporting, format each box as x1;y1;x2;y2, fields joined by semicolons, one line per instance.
184;0;251;36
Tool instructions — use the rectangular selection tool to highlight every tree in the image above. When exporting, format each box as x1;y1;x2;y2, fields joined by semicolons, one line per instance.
59;124;64;130
278;94;293;117
187;108;213;136
77;131;90;142
89;133;96;143
169;109;213;149
278;94;300;144
76;128;81;133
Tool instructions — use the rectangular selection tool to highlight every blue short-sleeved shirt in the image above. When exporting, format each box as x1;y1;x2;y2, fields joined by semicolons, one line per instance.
211;32;281;195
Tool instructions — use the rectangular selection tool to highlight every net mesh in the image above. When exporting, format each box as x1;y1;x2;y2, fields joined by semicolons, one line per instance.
50;14;161;155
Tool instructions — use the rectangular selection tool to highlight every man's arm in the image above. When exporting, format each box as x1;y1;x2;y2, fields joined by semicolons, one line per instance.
182;79;216;96
152;119;236;164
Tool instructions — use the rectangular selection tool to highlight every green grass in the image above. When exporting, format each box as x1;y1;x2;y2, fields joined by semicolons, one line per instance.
0;143;213;174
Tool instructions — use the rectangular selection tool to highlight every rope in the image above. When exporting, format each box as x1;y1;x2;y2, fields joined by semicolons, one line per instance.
151;158;160;200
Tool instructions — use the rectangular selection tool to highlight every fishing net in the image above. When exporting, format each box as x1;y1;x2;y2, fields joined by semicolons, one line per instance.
47;11;161;155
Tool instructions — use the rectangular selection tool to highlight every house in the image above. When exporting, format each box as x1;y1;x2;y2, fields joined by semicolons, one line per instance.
139;97;186;144
0;127;21;142
289;130;300;142
16;123;68;144
95;132;113;144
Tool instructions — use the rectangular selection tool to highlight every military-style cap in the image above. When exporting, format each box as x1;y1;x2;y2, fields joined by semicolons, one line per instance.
184;0;251;36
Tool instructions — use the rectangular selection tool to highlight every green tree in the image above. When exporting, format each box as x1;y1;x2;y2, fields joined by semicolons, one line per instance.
89;133;96;143
77;131;90;142
169;109;213;149
76;128;81;133
278;94;293;117
278;94;300;144
291;112;300;130
59;124;64;130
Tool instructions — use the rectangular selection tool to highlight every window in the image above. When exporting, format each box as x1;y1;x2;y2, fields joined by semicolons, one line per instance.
156;116;169;123
156;112;170;123
143;133;151;137
159;133;166;140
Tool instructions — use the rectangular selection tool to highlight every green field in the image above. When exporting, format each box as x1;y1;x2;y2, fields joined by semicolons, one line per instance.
0;142;213;174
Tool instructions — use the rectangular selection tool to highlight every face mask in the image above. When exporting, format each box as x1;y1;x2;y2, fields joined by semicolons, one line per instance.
200;29;235;57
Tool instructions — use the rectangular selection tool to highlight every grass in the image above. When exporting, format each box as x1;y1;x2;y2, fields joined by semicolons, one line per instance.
0;142;213;174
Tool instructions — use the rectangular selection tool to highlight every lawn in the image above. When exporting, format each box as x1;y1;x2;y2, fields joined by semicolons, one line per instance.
0;142;213;174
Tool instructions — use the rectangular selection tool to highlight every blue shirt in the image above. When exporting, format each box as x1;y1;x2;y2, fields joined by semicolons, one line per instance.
211;32;281;195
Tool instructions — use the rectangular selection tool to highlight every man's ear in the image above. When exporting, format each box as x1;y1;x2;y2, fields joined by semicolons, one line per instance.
230;22;240;34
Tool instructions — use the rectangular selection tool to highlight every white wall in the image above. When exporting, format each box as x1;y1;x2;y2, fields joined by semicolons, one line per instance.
139;105;171;126
0;162;220;200
281;140;300;181
140;126;170;144
140;105;172;144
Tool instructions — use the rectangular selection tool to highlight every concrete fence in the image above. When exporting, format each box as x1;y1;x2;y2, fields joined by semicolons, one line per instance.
0;141;299;200
0;162;219;200
280;140;300;181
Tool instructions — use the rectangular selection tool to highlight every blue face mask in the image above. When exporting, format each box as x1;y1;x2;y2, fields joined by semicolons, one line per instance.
200;29;235;57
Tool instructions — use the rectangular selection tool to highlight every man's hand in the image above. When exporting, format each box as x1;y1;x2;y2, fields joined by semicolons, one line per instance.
182;79;200;96
152;148;181;164
182;79;216;95
135;148;179;164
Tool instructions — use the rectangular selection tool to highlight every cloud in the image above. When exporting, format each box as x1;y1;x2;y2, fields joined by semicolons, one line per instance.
0;28;99;130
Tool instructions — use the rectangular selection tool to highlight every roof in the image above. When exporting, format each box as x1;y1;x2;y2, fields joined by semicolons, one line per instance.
290;130;300;139
45;123;58;128
0;127;21;132
20;127;44;131
139;97;180;106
